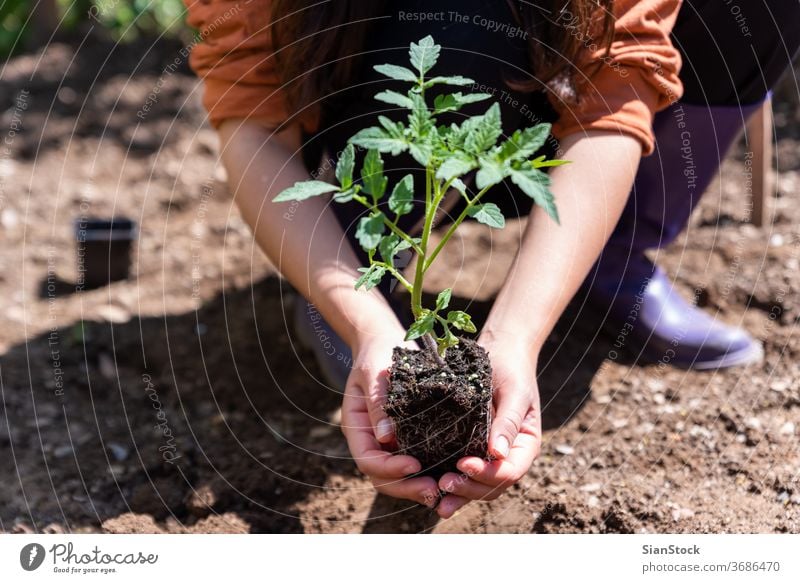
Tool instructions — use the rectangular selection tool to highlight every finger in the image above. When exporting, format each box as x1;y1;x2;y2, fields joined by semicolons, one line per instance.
352;366;395;444
372;476;440;507
341;385;421;478
439;472;504;501
489;382;531;459
456;431;540;487
437;494;471;519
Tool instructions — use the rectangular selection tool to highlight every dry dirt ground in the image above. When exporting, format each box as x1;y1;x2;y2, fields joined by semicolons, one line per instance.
0;38;798;534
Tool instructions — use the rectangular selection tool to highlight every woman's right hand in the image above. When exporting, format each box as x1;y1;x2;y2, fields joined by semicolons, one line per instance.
340;329;439;507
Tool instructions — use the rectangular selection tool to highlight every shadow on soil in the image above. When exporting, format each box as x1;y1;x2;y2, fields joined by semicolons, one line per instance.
0;276;616;533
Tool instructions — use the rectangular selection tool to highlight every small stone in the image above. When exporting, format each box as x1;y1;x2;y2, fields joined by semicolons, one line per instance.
779;422;795;436
53;444;74;458
745;417;762;430
770;380;789;393
671;507;695;521
579;482;602;493
554;444;575;456
777;491;790;504
107;442;129;461
611;418;629;429
1;208;19;229
98;352;116;380
587;496;600;508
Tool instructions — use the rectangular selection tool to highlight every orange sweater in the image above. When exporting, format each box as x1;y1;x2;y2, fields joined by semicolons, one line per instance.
184;0;683;155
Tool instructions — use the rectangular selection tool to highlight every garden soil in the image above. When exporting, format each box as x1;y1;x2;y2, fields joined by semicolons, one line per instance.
0;38;798;533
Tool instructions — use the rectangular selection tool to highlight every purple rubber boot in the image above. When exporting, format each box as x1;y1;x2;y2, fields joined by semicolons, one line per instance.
587;100;766;370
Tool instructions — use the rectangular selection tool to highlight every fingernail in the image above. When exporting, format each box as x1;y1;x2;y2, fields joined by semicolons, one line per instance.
376;418;393;441
403;463;419;475
494;435;510;458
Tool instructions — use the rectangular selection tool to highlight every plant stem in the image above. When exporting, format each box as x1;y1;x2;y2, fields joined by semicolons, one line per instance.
423;184;492;272
411;167;435;319
372;261;413;293
421;333;446;365
352;194;423;255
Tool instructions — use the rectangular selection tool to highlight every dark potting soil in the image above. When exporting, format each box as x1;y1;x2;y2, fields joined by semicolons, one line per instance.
385;339;493;476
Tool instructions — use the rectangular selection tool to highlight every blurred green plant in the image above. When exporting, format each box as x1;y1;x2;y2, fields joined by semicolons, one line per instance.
1;0;189;57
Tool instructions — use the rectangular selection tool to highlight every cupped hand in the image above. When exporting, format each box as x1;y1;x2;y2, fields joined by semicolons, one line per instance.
436;337;542;518
340;330;439;507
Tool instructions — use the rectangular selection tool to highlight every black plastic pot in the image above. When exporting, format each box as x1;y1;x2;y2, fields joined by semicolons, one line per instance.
74;217;137;289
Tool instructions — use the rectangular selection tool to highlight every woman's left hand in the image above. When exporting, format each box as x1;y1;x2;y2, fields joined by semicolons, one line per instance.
435;336;542;518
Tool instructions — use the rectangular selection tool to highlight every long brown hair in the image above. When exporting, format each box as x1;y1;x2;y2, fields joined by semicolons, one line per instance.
271;0;615;117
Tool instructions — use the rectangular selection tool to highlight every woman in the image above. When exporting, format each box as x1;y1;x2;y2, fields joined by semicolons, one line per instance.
184;0;800;518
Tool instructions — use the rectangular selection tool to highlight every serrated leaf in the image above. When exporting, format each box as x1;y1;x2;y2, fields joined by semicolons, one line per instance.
510;168;560;224
433;92;492;113
349;127;408;156
496;124;551;162
361;149;388;200
273;180;339;202
355;212;386;251
475;157;507;189
465;103;502;154
405;311;435;341
424;75;476;88
436;288;452;311
436;154;475;181
531;157;571;168
408;92;433;138
374;90;414;109
355;264;387;291
378;234;401;265
409;35;440;76
451;178;469;198
409;143;433;166
446;310;477;333
468;202;505;229
374;63;418;83
388;174;414;216
335;144;355;190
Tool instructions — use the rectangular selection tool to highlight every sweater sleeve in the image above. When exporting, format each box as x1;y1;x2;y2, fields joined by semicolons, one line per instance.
549;0;684;155
183;0;298;129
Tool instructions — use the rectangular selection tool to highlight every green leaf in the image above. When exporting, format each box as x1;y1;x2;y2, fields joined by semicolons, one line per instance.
273;180;339;202
335;144;355;190
424;76;476;88
408;92;434;138
334;187;357;203
451;178;468;198
374;64;418;83
436;288;452;311
355;212;386;251
355;264;387;291
436;153;475;181
433;92;492;114
475;157;507;190
496;124;551;162
374;90;414;109
349;127;408;156
446;310;477;333
510;167;560;224
405;311;435;341
377;234;399;264
465;103;502;154
409;143;433;166
388;174;414;216
468;202;505;229
531;156;571;168
361;150;388;200
409;35;440;76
